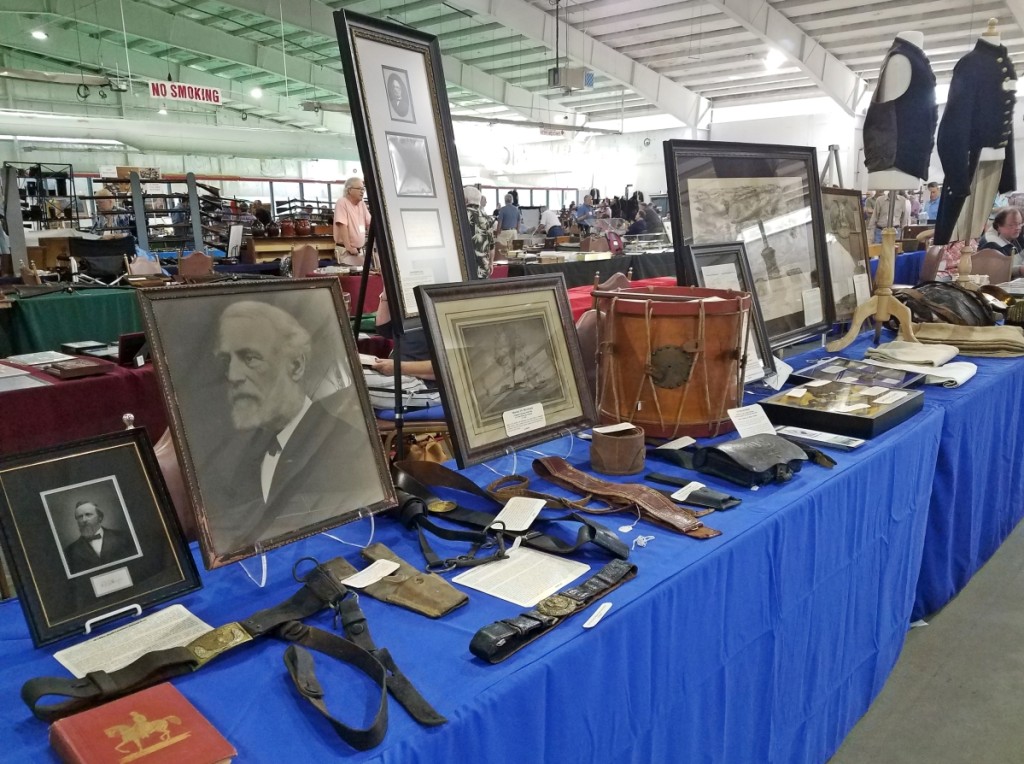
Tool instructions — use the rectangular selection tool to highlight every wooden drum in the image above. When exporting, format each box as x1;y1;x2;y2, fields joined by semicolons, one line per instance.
593;286;751;438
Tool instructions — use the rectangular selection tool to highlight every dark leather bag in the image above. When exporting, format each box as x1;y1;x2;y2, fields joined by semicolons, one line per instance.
892;281;997;326
691;433;809;487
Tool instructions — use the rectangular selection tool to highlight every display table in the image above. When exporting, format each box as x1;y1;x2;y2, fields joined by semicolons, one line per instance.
566;275;677;321
0;287;143;355
0;364;167;457
786;334;1024;618
0;405;943;763
869;249;926;286
244;235;335;263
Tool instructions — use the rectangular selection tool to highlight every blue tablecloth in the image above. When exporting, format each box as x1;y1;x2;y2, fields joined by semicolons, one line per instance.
1;405;942;763
786;333;1024;618
869;249;926;285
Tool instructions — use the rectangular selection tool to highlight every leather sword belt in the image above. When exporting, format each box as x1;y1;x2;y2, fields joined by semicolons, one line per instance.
532;457;721;539
391;461;629;571
22;557;445;751
470;558;637;663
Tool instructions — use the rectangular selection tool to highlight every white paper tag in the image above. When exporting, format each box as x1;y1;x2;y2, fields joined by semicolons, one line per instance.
834;403;870;413
802;288;823;325
671;481;706;502
90;567;133;598
785;387;807;398
452;547;590;607
822;364;845;374
342;559;400;588
727;404;776;438
874;390;909;405
593;422;637;434
503;402;546;437
805;379;830;387
657;435;696;451
853;273;872;304
583;601;613;629
494;497;547;533
859;386;888;397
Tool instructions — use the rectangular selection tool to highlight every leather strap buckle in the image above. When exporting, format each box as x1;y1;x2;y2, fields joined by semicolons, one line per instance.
186;623;253;668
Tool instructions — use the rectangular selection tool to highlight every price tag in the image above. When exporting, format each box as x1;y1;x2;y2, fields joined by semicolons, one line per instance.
671;481;706;502
494;497;547;533
656;435;696;451
593;422;637;434
342;559;400;588
785;387;807;398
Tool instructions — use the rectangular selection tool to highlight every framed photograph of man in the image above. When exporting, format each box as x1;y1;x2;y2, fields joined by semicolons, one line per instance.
676;241;776;383
415;275;596;468
664;139;834;347
335;10;476;334
0;429;200;646
137;279;397;569
821;187;873;322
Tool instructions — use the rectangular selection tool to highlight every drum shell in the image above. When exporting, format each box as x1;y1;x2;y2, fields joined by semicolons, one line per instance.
594;286;750;438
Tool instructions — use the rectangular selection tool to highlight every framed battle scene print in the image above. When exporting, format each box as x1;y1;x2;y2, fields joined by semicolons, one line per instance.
664;139;834;347
336;11;476;333
821;187;873;322
416;275;597;468
0;429;200;646
138;279;397;569
676;242;776;383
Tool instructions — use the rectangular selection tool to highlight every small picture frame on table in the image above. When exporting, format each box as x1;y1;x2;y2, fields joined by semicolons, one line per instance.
137;279;396;569
676;241;776;383
820;186;873;322
664;139;834;347
415;275;596;468
0;429;200;646
335;10;476;333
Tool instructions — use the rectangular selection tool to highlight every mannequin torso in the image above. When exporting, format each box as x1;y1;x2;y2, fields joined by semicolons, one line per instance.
868;31;928;191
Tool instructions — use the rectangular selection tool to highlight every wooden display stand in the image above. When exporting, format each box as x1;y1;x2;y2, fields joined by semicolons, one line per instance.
243;235;335;263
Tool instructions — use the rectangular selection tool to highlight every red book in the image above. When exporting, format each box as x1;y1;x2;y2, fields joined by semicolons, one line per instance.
49;683;235;764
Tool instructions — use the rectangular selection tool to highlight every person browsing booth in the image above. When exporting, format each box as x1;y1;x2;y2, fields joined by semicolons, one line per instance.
334;176;371;267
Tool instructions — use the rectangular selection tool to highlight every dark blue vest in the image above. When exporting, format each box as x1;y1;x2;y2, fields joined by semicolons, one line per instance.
863;37;938;181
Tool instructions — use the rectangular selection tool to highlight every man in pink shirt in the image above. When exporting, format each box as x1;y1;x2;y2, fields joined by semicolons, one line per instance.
334;176;371;266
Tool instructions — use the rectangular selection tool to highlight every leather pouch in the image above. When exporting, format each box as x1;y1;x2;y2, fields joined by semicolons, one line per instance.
360;543;468;618
692;433;809;487
590;425;645;475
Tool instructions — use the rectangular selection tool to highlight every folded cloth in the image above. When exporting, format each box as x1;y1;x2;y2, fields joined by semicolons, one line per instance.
911;323;1024;357
363;369;441;409
859;358;978;388
865;340;959;366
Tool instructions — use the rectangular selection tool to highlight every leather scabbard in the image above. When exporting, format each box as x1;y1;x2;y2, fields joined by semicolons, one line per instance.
532;457;721;539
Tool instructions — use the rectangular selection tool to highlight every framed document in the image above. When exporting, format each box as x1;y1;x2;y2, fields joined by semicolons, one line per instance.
335;10;476;333
664;139;834;347
0;429;200;646
137;279;396;568
416;275;596;467
821;186;873;322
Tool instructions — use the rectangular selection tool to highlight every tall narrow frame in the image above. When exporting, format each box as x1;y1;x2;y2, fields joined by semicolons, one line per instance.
336;11;476;334
821;186;873;322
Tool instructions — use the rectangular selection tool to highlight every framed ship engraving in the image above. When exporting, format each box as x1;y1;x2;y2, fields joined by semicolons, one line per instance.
416;275;596;467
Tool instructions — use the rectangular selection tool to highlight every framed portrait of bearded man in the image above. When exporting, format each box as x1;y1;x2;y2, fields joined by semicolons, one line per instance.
138;279;396;568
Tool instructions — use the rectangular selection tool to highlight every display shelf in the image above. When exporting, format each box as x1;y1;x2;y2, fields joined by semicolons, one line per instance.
1;162;80;232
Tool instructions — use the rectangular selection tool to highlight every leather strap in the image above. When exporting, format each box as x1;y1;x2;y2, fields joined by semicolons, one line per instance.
469;558;637;663
644;472;742;510
532;457;721;539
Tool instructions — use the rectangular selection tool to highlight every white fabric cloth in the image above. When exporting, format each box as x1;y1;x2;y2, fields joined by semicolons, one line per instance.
859;358;977;388
864;341;959;366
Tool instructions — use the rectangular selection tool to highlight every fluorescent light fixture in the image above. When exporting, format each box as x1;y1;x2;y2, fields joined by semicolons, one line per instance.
158;106;168;115
764;49;785;71
0;135;125;146
250;87;263;98
31;30;48;40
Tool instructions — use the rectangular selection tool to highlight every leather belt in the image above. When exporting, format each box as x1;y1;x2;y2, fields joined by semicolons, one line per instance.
392;461;629;566
22;558;444;751
532;457;721;539
469;558;637;663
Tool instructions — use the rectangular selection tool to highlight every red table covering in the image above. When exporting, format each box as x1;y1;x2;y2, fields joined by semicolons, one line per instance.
566;275;678;322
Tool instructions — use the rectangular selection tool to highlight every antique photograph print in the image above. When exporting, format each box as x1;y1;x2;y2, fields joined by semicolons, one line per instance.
0;429;199;646
382;66;415;123
416;275;596;468
138;279;396;568
822;187;872;322
664;140;834;346
336;10;475;333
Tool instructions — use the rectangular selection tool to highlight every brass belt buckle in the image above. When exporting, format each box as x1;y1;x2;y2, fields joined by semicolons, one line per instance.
187;623;253;667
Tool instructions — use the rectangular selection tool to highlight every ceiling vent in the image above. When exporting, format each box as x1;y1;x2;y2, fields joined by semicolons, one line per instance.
547;67;593;91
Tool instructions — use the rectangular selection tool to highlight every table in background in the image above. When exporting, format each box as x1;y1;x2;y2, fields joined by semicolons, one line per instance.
869;249;926;286
0;287;143;355
566;275;678;322
0;405;943;763
786;334;1024;618
507;251;676;288
0;364;167;457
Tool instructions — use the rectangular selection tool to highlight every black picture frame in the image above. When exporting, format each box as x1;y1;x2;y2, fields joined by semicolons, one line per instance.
137;279;397;569
335;10;476;334
664;139;834;347
415;275;597;468
821;186;873;322
0;429;200;646
676;241;776;383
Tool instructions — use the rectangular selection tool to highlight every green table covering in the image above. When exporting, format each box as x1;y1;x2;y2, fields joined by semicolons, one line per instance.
4;287;142;355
